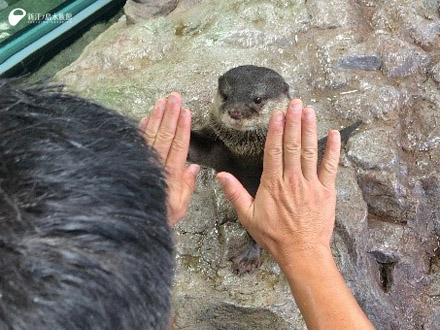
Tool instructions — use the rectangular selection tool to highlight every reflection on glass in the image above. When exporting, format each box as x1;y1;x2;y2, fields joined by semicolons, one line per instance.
0;0;70;43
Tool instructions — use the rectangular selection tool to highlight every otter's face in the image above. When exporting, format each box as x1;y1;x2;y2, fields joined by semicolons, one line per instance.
212;66;291;132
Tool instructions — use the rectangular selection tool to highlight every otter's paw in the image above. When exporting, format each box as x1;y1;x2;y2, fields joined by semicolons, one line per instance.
230;245;262;276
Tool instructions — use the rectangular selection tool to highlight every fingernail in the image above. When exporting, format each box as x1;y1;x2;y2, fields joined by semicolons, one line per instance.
330;130;340;141
216;174;228;185
180;109;189;118
293;102;302;113
168;92;181;104
155;99;166;111
275;111;284;122
289;99;302;113
190;164;200;176
304;108;315;120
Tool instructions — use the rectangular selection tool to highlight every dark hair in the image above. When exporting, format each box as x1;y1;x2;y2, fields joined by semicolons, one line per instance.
0;81;173;330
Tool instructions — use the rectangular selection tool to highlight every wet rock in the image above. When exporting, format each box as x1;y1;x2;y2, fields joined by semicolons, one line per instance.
124;0;178;24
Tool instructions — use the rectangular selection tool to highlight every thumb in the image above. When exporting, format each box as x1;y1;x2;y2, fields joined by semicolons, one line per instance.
182;164;200;196
216;172;253;224
181;163;201;207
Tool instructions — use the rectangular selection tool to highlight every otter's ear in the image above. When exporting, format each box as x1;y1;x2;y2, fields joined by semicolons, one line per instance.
218;75;225;88
218;76;232;97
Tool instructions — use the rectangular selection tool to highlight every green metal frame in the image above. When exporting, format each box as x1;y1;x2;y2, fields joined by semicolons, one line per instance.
0;0;122;76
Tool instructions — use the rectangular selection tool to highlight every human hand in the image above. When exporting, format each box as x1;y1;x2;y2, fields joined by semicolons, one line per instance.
216;99;341;267
140;92;200;227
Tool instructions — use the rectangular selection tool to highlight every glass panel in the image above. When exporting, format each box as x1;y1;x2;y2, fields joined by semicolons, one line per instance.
0;0;72;43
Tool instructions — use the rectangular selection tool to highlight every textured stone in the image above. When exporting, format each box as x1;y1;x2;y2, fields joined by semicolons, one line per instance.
368;220;404;263
338;55;382;71
332;81;408;122
315;30;365;89
372;0;440;47
424;312;440;330
432;61;440;83
306;0;362;29
421;174;440;236
400;95;440;152
356;170;409;222
333;168;405;328
347;127;398;170
173;176;302;329
375;33;431;78
124;0;178;24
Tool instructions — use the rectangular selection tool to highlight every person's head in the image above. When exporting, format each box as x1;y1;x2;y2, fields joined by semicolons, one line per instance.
0;80;173;329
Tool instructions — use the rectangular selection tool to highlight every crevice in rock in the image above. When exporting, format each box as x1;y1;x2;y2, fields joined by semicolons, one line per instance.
366;211;407;226
353;170;409;224
370;250;396;293
378;261;395;293
428;245;440;274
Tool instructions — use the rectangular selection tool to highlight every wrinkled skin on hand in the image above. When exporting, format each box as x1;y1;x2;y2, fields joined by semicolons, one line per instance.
140;93;200;227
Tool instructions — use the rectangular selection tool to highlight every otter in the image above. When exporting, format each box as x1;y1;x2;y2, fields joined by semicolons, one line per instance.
189;65;361;275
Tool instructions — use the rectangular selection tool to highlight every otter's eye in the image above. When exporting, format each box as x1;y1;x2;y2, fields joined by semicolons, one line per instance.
221;93;228;101
254;97;263;104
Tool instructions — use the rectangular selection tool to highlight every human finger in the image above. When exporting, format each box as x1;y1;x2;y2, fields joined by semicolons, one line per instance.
318;130;341;189
217;172;254;225
262;111;285;180
144;98;166;146
283;99;303;174
166;108;191;173
181;164;200;203
139;116;149;133
301;107;318;180
153;92;182;160
168;164;201;227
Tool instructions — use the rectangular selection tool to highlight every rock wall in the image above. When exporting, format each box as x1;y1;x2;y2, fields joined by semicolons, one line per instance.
55;0;440;329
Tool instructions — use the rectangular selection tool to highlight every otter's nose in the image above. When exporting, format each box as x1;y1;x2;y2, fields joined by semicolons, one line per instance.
228;109;243;120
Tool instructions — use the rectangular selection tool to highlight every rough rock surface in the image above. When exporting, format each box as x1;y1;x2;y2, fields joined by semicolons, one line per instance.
124;0;178;24
55;0;440;329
